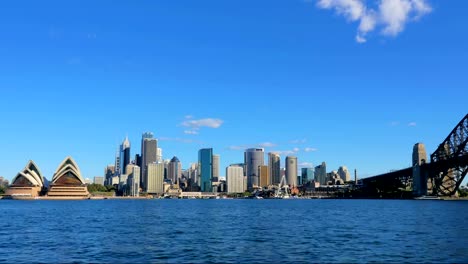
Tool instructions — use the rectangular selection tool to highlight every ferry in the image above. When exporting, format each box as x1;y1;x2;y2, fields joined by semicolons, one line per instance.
414;196;441;200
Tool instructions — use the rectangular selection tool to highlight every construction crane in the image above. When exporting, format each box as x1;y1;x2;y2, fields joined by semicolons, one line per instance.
274;175;290;199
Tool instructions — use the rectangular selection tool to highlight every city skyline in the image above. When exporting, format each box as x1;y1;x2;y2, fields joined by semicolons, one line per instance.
0;1;467;182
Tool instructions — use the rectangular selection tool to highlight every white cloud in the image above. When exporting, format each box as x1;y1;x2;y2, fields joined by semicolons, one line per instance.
184;130;199;135
181;118;224;129
299;162;314;167
272;150;296;156
258;142;277;148
304;147;318;152
290;138;307;144
408;122;417;127
228;145;247;151
316;0;432;43
272;148;300;156
390;121;400;126
184;115;193;119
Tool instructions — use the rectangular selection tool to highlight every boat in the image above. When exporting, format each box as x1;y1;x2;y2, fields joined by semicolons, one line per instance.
414;196;441;200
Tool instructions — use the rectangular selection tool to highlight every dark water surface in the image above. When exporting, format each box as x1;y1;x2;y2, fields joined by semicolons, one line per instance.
0;199;467;263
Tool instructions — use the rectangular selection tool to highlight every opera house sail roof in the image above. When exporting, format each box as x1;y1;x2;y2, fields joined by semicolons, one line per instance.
10;160;44;187
51;156;85;186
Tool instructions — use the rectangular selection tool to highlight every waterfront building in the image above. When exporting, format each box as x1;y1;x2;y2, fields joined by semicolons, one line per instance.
315;162;327;185
268;152;281;185
141;132;157;190
301;168;314;185
212;154;220;182
168;156;182;184
119;174;129;194
94;176;104;185
286;156;298;187
337;166;351;182
47;157;89;198
147;163;164;194
199;148;213;192
227;165;244;193
244;148;264;189
6;160;45;198
258;165;269;187
120;136;131;174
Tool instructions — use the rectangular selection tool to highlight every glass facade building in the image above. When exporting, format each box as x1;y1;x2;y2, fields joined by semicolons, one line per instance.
198;148;213;192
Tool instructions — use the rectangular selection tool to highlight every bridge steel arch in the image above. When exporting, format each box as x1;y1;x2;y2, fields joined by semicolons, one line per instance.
430;114;468;196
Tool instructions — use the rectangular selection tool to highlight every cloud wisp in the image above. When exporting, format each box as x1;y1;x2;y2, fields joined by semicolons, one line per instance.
316;0;432;43
180;116;224;135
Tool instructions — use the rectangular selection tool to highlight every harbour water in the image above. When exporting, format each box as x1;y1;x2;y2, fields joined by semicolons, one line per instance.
0;199;467;263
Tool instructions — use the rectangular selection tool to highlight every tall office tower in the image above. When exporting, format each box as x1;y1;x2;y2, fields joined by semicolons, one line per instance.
119;136;131;174
226;165;244;193
337;166;351;182
244;148;265;189
146;163;164;194
212;155;220;182
285;156;298;187
128;165;140;197
141;132;157;190
354;169;358;185
104;165;115;185
157;148;163;163
258;165;269;187
301;168;314;185
135;154;142;168
164;159;170;179
187;163;199;185
114;150;121;176
168;156;182;184
314;162;327;185
199;148;213;192
268;152;281;185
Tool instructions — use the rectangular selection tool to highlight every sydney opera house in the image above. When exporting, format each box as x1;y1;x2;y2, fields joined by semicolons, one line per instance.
6;157;89;199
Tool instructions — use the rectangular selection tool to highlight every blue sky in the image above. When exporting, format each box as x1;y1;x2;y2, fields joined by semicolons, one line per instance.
0;0;466;182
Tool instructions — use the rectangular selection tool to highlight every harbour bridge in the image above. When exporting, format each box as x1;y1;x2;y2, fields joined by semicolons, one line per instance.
361;114;468;197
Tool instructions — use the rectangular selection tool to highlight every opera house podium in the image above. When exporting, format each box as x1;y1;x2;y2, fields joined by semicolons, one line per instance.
46;157;90;199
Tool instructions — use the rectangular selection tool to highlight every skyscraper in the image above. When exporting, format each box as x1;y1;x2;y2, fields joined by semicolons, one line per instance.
168;156;182;184
315;162;327;185
212;154;220;182
199;148;213;192
147;163;164;194
301;167;314;185
258;165;269;187
141;132;157;190
244;148;264;189
285;156;298;187
157;148;163;163
337;166;351;182
128;165;140;197
120;136;131;174
226;164;244;193
268;152;281;185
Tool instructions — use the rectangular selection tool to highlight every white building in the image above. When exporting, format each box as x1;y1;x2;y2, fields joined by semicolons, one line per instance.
227;165;244;193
